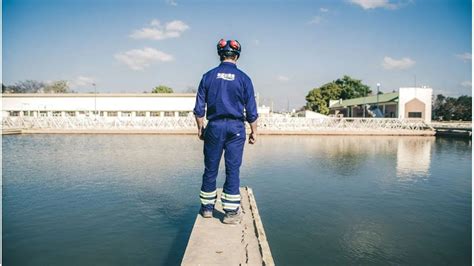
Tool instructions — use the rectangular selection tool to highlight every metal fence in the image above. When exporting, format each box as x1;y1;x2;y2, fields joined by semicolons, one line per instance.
2;116;434;132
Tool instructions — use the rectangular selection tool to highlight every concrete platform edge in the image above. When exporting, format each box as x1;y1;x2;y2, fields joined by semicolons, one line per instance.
246;187;275;266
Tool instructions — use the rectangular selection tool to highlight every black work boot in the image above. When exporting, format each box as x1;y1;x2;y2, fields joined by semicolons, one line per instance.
223;208;242;224
200;207;213;218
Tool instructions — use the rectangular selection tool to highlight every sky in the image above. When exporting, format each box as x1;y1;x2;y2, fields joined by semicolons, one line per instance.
3;0;472;110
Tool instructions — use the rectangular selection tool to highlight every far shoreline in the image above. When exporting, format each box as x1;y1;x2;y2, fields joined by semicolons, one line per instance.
3;128;437;136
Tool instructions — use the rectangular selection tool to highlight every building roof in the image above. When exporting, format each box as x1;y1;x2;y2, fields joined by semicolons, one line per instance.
330;92;399;108
1;93;196;98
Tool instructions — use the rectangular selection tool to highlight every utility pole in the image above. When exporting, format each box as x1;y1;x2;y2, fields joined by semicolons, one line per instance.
271;98;274;114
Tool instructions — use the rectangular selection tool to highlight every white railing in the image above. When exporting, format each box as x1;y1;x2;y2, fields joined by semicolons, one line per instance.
2;116;433;132
258;117;431;131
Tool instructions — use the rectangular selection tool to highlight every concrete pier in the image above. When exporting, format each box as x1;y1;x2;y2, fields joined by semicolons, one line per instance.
182;187;274;266
432;124;472;138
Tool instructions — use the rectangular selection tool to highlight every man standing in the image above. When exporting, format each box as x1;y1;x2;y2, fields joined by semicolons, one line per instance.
193;39;258;224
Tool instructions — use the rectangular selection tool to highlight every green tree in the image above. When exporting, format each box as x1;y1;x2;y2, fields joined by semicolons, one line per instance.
305;82;343;114
453;95;472;121
433;94;447;119
432;94;472;121
305;75;371;114
334;75;372;99
44;80;70;93
6;80;46;93
152;85;174;93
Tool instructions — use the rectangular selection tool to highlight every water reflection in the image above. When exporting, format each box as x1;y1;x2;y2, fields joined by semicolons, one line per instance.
250;136;434;180
396;137;434;180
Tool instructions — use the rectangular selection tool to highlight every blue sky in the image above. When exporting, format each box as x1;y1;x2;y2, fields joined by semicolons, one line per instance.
3;0;472;110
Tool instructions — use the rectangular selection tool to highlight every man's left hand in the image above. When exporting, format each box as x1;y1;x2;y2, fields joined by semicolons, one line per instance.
198;127;205;141
248;132;257;144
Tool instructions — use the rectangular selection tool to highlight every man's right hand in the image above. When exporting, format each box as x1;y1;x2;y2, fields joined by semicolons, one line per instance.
248;132;257;144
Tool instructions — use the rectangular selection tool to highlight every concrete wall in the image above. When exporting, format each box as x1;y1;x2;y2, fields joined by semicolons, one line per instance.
2;93;196;113
398;87;432;123
2;93;268;118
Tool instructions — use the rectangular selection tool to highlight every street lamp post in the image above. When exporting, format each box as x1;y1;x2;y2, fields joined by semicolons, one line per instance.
92;83;97;117
376;83;380;108
363;86;366;118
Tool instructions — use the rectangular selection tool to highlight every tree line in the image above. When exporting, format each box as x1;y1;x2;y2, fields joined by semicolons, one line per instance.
1;80;196;94
433;94;471;121
2;80;74;93
150;85;196;93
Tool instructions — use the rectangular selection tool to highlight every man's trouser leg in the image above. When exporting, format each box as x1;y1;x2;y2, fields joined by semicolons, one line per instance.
222;120;246;213
200;121;224;211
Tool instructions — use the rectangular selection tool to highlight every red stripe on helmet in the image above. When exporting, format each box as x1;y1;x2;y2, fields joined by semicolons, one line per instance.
230;40;240;50
218;39;227;48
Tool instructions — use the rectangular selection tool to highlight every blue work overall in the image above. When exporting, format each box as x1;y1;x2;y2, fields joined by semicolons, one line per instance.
201;118;246;212
193;61;258;213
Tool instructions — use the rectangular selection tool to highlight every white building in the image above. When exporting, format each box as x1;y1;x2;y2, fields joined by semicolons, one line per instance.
329;87;433;123
397;87;432;123
1;93;271;118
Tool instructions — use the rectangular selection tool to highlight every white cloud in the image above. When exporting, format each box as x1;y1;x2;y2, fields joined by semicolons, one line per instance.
254;40;260;46
309;7;330;25
130;19;189;40
165;20;189;32
455;52;472;61
166;0;178;6
461;81;472;88
349;0;398;10
382;56;415;70
115;47;174;70
308;16;322;24
70;76;95;87
150;19;161;27
277;75;290;82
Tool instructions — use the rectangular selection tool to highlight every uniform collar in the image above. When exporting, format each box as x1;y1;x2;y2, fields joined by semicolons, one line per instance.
220;61;237;68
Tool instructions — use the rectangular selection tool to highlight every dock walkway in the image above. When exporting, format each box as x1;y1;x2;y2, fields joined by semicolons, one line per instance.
182;187;274;266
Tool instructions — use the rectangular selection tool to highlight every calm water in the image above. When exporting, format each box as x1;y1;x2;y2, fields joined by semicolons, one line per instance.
2;134;472;265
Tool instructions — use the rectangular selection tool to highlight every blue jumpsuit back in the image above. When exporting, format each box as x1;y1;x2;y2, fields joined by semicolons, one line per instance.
193;61;258;213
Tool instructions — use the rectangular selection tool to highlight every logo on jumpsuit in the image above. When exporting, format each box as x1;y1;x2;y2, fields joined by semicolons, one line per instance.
217;73;235;81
